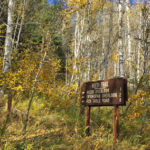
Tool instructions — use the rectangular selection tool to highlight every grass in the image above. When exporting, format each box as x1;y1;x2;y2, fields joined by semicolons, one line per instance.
0;100;150;150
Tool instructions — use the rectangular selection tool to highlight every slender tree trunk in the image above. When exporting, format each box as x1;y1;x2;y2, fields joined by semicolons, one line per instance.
71;11;79;83
3;0;15;116
101;18;105;80
87;35;91;81
137;11;142;82
16;0;26;51
65;52;68;85
118;0;124;77
23;51;47;134
3;0;14;73
78;9;85;83
8;89;12;113
12;15;19;48
86;0;92;81
126;0;131;76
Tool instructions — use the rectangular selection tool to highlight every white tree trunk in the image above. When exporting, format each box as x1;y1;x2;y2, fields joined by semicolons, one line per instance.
137;11;142;82
16;0;26;51
101;34;105;80
79;9;85;82
3;0;14;73
126;0;131;78
12;15;19;48
71;11;79;83
87;0;92;81
87;35;91;81
118;0;124;77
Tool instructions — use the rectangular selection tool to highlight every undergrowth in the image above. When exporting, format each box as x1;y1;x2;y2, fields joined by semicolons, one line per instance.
0;98;150;150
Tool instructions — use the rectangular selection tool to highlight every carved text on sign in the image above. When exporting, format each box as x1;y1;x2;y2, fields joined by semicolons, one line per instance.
81;78;128;106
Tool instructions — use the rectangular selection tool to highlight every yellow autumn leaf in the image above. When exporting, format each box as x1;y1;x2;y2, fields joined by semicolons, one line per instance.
13;85;24;91
112;53;119;62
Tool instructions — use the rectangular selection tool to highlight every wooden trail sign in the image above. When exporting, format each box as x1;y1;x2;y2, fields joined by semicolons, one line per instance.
81;77;128;106
80;77;128;143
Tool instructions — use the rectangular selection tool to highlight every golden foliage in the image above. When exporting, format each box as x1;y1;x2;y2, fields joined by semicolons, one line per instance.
112;52;119;62
128;90;150;120
68;0;87;9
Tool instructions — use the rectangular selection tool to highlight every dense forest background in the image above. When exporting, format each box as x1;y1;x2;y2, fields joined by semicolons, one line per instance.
0;0;150;149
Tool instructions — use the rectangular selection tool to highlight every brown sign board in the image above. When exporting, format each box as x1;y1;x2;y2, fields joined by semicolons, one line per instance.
81;77;128;106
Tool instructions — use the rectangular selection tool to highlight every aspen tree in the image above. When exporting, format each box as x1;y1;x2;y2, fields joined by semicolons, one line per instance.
71;11;79;83
87;0;92;81
2;0;15;117
15;0;26;51
3;0;14;73
137;10;142;82
118;0;124;77
125;0;132;80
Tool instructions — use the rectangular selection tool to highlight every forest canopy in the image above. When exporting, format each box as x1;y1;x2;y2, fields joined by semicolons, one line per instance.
0;0;150;149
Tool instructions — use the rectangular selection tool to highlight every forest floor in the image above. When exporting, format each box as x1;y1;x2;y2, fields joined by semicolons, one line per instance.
0;102;150;150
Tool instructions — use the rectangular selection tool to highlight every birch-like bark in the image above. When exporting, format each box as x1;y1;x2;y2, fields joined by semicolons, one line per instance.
79;9;85;82
71;11;79;83
101;21;105;80
12;15;19;48
137;11;142;82
75;10;86;103
71;10;85;84
87;0;92;81
87;35;91;81
103;3;113;79
118;0;124;77
3;0;14;73
126;0;131;78
16;0;26;51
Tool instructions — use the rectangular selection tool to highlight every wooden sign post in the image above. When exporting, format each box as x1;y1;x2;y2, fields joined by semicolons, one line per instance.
113;105;119;143
85;106;91;136
80;77;128;142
